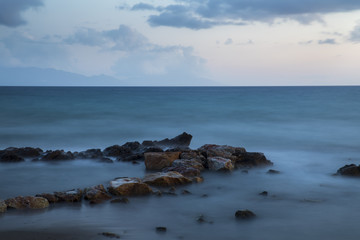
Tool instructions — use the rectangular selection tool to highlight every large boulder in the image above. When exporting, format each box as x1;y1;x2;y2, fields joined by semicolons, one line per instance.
144;152;181;170
0;200;7;213
207;157;234;171
41;150;74;161
84;184;112;203
143;171;192;187
337;164;360;177
5;196;49;209
0;152;24;163
108;177;152;196
141;132;192;150
103;145;131;157
54;189;83;202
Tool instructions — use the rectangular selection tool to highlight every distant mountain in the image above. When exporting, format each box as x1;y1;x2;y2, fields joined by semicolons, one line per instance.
0;67;123;86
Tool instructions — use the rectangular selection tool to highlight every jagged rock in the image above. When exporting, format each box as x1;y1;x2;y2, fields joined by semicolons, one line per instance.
0;152;24;163
235;210;256;219
144;152;181;170
141;132;192;150
103;145;131;157
41;150;74;161
5;196;49;209
76;149;103;159
110;197;129;204
143;171;192;187
84;184;112;203
207;157;234;171
108;177;152;196
54;189;83;202
0;200;7;213
0;147;43;158
337;164;360;176
35;193;59;203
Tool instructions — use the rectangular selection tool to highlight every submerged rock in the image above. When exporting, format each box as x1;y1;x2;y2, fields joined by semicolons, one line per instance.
110;197;129;204
0;200;7;213
84;184;112;203
267;169;280;174
144;152;181;170
235;210;256;219
207;157;234;171
41;150;74;161
5;196;49;209
336;164;360;177
100;232;121;239
143;171;192;187
108;177;152;196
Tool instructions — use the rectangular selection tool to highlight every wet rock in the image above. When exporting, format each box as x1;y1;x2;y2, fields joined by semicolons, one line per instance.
76;149;103;159
41;150;74;161
0;152;24;163
199;144;246;161
122;141;141;151
0;200;7;213
84;184;112;203
35;193;59;203
163;165;201;177
267;169;280;174
337;164;360;177
144;152;181;170
108;177;153;196
1;147;43;158
180;150;206;162
110;197;129;204
5;196;49;209
156;227;167;233
143;171;192;187
141;132;192;150
235;210;256;219
171;159;204;171
103;145;131;157
236;152;273;168
100;232;121;239
207;157;234;171
54;189;83;202
259;191;268;196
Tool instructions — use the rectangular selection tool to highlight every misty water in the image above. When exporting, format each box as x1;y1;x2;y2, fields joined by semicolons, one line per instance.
1;86;360;239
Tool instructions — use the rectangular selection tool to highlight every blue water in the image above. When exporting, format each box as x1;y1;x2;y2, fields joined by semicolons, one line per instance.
1;86;360;240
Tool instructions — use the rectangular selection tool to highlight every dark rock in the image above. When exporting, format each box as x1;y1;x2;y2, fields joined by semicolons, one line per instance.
259;191;268;196
196;214;213;224
54;189;83;202
0;200;7;213
35;193;59;203
119;153;143;162
207;157;234;171
103;145;132;157
267;169;280;174
141;132;192;150
122;141;141;151
236;152;273;168
76;149;103;159
199;144;246;161
108;177;153;196
100;232;121;239
110;197;129;204
41;150;74;161
5;196;49;209
171;159;204;170
143;171;192;187
163;165;201;177
337;164;360;177
1;147;43;158
144;152;181;170
156;227;167;233
235;210;256;219
142;147;164;153
0;152;24;163
84;185;112;203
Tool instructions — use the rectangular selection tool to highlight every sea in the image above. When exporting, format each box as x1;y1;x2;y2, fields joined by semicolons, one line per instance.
0;86;360;240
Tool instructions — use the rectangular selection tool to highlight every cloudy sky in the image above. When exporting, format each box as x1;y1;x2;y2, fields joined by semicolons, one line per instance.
0;0;360;86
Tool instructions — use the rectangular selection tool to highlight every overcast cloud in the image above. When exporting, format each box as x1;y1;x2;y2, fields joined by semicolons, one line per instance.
0;0;43;27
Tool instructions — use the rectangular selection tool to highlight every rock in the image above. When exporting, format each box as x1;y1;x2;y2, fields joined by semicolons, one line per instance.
337;164;360;176
108;177;152;196
143;171;192;187
141;132;192;150
199;144;246;161
100;232;121;239
207;157;234;171
84;184;112;203
54;189;83;202
110;197;129;204
267;169;280;174
0;200;7;213
103;145;131;157
35;193;59;203
76;149;103;159
236;152;273;167
142;146;164;153
156;227;167;233
41;150;74;161
171;159;204;170
259;191;268;196
122;141;141;151
0;152;24;163
1;147;43;158
5;196;49;209
163;165;201;177
144;152;181;170
235;210;256;219
119;154;143;162
181;190;191;195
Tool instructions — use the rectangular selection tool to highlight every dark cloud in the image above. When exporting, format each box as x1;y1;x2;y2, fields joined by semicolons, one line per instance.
0;0;43;27
349;24;360;42
128;1;360;29
318;38;337;44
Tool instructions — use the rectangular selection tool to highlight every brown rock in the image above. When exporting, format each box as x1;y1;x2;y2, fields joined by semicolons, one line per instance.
42;150;74;161
144;152;181;170
5;196;49;209
207;157;234;171
143;171;192;187
54;189;83;202
0;200;7;213
236;152;273;167
84;184;112;203
337;164;360;177
108;177;152;196
35;193;59;203
163;165;201;177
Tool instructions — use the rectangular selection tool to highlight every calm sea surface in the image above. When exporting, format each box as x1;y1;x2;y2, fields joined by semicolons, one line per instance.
1;86;360;239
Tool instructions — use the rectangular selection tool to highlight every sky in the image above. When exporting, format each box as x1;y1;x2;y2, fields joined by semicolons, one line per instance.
0;0;360;86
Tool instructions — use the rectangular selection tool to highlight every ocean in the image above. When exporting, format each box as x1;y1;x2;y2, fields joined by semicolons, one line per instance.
1;86;360;239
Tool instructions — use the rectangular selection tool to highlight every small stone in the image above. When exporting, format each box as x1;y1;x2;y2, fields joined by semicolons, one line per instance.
197;214;206;223
259;191;268;196
235;210;256;219
100;232;121;239
156;227;167;233
181;190;191;195
267;169;280;174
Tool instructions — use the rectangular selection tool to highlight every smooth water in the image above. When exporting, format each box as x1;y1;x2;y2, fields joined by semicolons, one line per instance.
1;86;360;239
